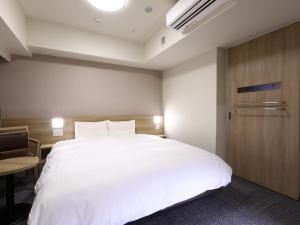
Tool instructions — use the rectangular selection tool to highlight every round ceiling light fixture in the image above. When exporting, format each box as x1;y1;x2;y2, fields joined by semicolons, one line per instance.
87;0;127;12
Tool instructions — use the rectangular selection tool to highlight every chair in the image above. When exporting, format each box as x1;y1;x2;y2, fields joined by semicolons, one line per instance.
0;126;40;181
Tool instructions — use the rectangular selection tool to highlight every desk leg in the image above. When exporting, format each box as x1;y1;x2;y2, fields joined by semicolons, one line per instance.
6;174;14;221
0;174;32;225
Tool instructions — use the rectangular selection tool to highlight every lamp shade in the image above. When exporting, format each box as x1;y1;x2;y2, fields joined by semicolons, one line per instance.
153;116;161;125
52;118;64;129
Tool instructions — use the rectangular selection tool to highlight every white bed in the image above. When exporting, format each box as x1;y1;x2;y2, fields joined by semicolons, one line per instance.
29;135;232;225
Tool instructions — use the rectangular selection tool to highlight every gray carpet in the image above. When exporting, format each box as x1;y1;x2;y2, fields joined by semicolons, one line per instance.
1;174;300;225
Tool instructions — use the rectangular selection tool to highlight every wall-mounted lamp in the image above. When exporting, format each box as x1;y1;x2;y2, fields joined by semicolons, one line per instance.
153;116;161;130
52;118;64;136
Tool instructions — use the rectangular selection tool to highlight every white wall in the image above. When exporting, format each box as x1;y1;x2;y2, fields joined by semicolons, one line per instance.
145;26;184;60
163;48;227;157
0;55;162;118
0;44;10;61
0;0;30;59
0;0;27;47
27;19;144;64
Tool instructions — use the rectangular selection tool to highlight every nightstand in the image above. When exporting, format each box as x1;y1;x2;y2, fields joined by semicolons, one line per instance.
157;134;167;139
39;143;54;172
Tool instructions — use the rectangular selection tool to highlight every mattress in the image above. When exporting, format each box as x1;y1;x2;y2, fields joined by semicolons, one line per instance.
29;135;232;225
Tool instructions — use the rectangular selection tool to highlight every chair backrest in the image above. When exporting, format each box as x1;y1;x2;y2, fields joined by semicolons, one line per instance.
0;126;30;159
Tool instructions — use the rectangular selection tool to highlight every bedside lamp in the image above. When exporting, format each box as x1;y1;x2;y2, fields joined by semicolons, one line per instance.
153;116;161;130
52;118;64;136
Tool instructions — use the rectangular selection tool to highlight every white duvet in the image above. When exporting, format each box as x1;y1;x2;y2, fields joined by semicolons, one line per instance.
29;135;232;225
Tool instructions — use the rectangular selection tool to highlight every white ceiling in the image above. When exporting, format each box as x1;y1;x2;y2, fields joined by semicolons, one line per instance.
145;0;300;69
17;0;176;42
1;0;300;70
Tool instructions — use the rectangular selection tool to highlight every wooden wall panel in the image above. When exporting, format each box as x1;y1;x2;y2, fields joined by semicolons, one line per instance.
1;116;164;145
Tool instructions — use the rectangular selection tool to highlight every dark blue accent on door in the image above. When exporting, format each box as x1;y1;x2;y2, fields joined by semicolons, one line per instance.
238;82;282;93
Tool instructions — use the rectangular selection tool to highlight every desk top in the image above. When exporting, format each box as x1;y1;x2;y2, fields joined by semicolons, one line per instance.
0;157;39;176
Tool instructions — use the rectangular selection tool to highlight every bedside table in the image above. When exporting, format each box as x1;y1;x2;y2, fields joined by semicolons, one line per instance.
157;134;167;139
39;143;54;171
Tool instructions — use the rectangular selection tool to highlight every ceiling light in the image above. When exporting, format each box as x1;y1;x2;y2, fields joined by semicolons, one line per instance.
87;0;127;12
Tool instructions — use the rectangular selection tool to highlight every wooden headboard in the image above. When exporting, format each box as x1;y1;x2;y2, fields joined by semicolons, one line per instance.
0;116;164;145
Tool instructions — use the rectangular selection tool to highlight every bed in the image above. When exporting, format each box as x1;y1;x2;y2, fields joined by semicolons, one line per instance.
29;134;232;225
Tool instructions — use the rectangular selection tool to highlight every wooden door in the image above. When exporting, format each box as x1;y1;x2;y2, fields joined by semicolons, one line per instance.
228;22;300;199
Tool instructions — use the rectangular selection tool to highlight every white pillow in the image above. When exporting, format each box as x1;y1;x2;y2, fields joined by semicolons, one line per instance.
108;120;136;136
74;121;108;139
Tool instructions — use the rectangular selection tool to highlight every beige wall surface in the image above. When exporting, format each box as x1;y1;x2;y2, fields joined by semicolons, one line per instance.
163;49;227;158
0;55;162;118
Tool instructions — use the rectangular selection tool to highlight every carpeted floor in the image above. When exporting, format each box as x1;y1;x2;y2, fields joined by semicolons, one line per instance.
1;174;300;225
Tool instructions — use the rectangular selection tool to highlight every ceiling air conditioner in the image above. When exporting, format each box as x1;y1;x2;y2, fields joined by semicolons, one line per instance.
167;0;230;33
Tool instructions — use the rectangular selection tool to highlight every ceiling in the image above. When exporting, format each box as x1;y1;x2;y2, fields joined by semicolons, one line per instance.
1;0;300;70
17;0;176;42
145;0;300;69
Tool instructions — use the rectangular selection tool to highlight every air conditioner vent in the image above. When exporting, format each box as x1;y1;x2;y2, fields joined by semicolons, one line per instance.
161;36;166;45
167;0;231;33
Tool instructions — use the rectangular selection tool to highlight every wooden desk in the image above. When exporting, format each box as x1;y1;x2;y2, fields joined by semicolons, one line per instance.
0;157;39;225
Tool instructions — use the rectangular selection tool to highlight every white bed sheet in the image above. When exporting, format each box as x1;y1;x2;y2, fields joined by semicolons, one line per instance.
29;135;232;225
